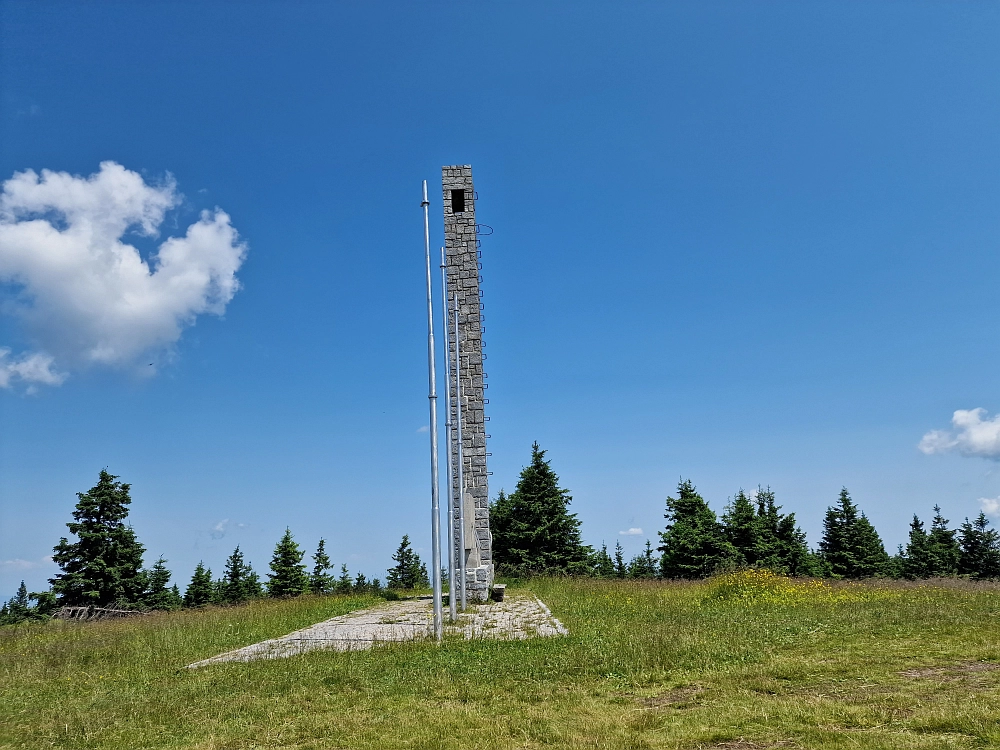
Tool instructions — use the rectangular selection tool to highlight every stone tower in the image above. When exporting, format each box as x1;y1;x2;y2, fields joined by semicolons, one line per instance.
442;165;493;602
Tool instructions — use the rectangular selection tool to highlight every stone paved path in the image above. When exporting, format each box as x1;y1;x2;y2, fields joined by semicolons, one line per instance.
187;593;567;668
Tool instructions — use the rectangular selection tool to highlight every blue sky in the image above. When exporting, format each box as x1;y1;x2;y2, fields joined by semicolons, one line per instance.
2;2;1000;598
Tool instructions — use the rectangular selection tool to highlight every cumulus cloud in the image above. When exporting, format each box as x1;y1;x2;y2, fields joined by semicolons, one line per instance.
919;409;1000;459
618;527;643;536
980;497;1000;517
0;161;246;387
210;519;230;540
0;349;65;389
1;556;54;571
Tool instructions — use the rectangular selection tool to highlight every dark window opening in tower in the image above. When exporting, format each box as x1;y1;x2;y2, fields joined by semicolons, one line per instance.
451;189;465;213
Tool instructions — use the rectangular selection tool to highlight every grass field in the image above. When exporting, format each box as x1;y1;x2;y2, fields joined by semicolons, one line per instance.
3;574;1000;749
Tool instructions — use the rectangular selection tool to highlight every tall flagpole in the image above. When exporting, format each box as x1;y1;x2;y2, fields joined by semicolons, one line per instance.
440;246;457;623
421;180;443;641
454;293;468;611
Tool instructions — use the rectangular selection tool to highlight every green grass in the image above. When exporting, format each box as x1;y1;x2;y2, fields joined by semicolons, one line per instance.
3;577;1000;749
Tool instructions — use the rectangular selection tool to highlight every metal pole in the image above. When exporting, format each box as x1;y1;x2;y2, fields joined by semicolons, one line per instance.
454;293;467;611
440;246;457;623
421;180;443;641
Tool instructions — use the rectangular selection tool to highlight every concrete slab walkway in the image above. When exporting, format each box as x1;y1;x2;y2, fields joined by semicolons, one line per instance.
187;593;567;668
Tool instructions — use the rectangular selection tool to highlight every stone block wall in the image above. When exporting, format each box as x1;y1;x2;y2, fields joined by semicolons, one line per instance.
442;165;493;603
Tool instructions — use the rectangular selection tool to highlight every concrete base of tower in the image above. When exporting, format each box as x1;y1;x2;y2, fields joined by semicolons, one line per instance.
465;563;495;603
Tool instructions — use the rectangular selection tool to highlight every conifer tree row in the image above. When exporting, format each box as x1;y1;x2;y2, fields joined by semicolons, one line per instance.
12;460;1000;623
487;445;1000;582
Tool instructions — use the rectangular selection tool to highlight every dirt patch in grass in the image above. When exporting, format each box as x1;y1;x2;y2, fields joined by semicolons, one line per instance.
700;740;798;749
626;683;704;709
898;661;1000;680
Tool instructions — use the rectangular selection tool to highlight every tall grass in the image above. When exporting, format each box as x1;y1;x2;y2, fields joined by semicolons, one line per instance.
3;578;999;749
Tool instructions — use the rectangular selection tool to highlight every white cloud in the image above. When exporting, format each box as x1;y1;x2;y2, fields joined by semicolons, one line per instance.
210;519;230;539
416;425;429;433
980;497;1000;517
618;527;643;536
919;409;1000;460
0;348;65;388
1;556;55;571
0;161;246;387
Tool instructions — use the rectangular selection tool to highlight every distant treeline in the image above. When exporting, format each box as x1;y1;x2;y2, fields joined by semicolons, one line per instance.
6;448;1000;626
1;471;429;625
492;443;1000;582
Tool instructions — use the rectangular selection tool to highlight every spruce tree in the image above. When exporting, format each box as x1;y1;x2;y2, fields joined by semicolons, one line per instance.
721;489;757;565
489;443;593;574
29;590;57;619
4;582;31;624
414;560;430;588
184;562;214;607
927;506;960;576
628;540;659;578
309;538;335;595
245;569;263;598
658;479;736;578
720;487;816;575
353;572;369;593
221;546;256;603
614;542;626;578
958;513;1000;579
337;564;352;594
267;528;309;597
593;543;615;577
386;535;429;589
143;557;179;610
50;470;147;607
818;488;890;578
901;516;933;579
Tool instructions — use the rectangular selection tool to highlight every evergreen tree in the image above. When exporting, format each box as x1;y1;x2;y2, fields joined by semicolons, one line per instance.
245;569;263;599
927;506;960;576
50;470;147;607
900;516;933;579
658;479;736;578
309;538;335;595
818;488;890;578
337;564;353;594
958;513;1000;579
899;507;960;579
211;578;226;604
143;557;180;610
386;535;429;589
353;572;369;593
415;560;430;588
489;443;593;574
4;582;31;624
720;487;816;575
184;562;214;607
628;540;659;578
721;489;757;564
29;590;57;619
267;528;309;597
221;546;257;603
614;541;626;578
593;543;615;577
